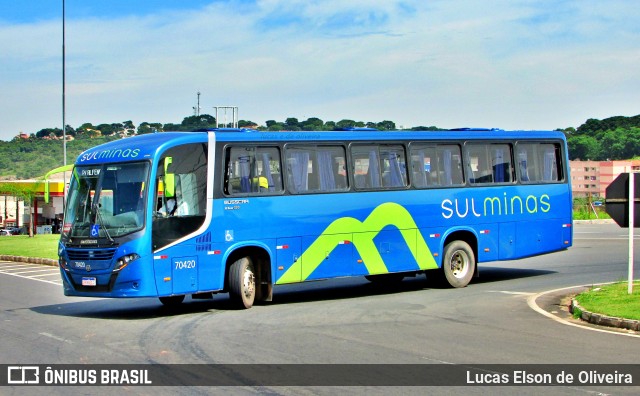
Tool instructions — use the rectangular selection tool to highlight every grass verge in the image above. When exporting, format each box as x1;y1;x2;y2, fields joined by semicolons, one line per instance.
0;234;59;260
574;281;640;321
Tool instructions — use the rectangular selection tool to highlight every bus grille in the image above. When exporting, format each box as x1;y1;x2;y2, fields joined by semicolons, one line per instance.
67;248;116;261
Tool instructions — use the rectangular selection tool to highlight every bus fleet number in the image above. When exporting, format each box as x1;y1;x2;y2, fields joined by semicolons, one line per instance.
175;260;196;270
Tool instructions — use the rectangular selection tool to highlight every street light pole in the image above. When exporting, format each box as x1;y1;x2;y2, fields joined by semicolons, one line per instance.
62;0;66;166
61;0;67;216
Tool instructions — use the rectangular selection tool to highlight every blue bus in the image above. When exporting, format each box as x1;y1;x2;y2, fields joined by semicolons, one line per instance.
58;128;572;308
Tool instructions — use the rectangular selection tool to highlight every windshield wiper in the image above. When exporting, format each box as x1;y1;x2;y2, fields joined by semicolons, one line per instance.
93;203;116;246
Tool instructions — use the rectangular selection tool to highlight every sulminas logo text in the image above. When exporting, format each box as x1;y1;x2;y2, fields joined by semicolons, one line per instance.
441;192;550;219
80;148;141;162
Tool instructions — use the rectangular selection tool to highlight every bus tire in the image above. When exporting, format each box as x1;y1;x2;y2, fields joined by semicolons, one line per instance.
442;240;475;288
159;295;185;306
229;257;256;309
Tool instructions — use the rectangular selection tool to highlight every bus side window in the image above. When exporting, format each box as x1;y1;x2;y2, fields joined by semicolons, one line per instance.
516;142;562;183
380;145;408;188
490;144;513;183
351;146;380;189
286;149;311;193
225;146;283;195
152;143;207;250
285;145;348;194
466;143;512;184
411;146;439;188
438;145;463;186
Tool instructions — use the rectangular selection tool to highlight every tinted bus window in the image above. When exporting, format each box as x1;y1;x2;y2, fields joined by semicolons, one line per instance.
351;144;408;189
466;143;513;184
410;144;464;187
225;146;283;195
516;142;563;183
285;145;348;193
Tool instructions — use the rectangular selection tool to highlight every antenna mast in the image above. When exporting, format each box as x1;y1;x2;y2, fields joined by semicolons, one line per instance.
193;91;201;116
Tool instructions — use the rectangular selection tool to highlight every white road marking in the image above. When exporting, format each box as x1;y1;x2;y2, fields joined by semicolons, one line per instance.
527;284;640;338
9;268;58;275
30;272;62;278
0;269;62;285
0;264;41;269
39;332;73;344
489;291;535;296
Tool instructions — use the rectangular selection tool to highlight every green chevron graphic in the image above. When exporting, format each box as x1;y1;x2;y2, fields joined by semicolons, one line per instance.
276;202;438;284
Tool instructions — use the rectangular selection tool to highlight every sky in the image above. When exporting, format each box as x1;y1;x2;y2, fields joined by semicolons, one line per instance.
0;0;638;140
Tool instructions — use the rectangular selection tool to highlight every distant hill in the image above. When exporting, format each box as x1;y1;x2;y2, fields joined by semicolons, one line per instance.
576;115;640;136
0;136;119;180
567;114;640;160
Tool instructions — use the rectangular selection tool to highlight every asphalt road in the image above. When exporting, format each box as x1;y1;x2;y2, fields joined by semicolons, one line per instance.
0;222;639;395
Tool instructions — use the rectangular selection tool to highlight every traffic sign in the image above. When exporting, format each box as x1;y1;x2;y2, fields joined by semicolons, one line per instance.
605;172;640;228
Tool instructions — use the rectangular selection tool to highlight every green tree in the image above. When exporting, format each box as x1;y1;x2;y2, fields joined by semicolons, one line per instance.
137;122;162;134
0;181;41;237
576;115;640;137
410;126;441;131
181;114;216;130
567;134;600;160
376;120;396;130
238;120;258;128
284;118;300;130
267;122;285;131
599;127;640;160
35;128;61;139
96;124;116;136
336;119;365;129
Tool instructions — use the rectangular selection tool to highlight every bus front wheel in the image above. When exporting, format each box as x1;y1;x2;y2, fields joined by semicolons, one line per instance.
229;257;256;309
442;240;475;288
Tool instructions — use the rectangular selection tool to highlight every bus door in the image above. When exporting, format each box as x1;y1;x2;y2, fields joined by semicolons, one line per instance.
151;144;208;296
152;249;198;296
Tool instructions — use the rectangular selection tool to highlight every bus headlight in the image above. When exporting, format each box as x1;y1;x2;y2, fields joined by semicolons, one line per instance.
59;257;70;272
114;253;140;272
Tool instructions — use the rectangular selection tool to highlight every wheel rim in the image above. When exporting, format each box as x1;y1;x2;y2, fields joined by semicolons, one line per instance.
243;267;255;299
449;249;470;279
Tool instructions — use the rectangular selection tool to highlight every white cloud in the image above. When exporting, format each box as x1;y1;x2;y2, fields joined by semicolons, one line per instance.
0;0;639;140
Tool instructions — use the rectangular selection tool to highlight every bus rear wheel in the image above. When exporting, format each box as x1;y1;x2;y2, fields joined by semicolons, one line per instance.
229;257;256;309
442;240;475;288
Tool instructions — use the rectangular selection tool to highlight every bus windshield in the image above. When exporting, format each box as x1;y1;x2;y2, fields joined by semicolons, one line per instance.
62;162;150;241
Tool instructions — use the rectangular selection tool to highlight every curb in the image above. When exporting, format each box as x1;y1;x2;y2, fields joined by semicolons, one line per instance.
570;299;640;331
572;219;615;225
0;255;58;267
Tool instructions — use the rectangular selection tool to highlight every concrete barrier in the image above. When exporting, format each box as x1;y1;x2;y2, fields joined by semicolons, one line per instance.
0;255;58;267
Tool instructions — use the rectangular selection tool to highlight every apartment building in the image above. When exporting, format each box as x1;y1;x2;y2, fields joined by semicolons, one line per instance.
570;160;640;198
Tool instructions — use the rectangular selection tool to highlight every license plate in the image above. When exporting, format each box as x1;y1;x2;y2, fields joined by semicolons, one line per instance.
82;277;97;286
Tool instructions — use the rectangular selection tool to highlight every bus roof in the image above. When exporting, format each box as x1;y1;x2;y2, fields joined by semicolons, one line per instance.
212;128;567;143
